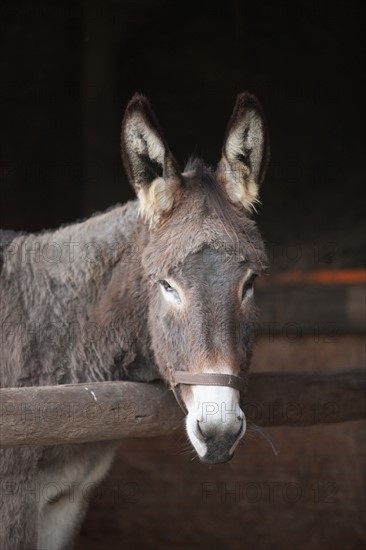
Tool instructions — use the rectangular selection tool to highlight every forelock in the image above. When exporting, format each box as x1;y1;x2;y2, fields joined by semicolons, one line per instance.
142;158;268;276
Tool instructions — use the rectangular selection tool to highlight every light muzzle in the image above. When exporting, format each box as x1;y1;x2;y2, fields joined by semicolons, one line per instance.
168;368;247;414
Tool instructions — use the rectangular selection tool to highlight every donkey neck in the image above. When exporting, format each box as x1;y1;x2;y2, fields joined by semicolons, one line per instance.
4;201;141;295
37;200;141;280
0;200;156;386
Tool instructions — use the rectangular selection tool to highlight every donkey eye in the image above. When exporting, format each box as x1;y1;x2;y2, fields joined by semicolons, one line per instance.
241;275;257;301
158;279;182;305
159;280;173;291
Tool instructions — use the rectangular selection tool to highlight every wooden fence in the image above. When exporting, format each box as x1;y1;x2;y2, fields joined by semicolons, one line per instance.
0;368;365;448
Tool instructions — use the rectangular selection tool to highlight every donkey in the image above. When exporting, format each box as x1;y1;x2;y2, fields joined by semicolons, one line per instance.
0;92;269;549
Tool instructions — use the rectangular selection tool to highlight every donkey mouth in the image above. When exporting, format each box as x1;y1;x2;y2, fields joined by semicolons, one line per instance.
199;430;242;463
199;450;234;464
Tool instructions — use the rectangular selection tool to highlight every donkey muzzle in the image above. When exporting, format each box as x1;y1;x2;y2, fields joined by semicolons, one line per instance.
169;370;247;463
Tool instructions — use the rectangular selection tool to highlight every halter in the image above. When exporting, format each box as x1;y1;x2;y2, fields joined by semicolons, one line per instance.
168;367;247;415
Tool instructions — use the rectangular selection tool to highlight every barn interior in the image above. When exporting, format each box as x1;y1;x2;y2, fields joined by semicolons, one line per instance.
0;1;365;548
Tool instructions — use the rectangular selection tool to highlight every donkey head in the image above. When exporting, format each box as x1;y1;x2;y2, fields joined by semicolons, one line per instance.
121;93;269;463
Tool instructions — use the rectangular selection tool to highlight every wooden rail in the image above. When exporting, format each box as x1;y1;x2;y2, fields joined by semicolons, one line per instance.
0;368;365;448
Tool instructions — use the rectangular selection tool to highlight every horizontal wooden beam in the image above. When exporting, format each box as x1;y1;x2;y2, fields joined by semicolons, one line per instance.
0;368;365;448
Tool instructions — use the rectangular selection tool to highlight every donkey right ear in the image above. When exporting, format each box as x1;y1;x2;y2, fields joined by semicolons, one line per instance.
121;94;181;223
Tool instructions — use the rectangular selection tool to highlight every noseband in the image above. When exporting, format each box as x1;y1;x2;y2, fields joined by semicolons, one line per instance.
168;368;247;415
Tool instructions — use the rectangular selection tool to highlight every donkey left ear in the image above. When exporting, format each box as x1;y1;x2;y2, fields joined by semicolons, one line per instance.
218;92;269;212
121;94;182;223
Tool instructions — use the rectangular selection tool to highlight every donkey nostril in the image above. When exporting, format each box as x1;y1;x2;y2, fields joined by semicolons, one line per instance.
196;420;209;441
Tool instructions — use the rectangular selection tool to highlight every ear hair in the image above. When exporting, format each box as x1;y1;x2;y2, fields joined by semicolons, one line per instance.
137;177;177;224
121;94;181;223
218;92;269;213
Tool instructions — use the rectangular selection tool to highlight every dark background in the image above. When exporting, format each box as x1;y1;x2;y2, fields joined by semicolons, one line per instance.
0;0;365;270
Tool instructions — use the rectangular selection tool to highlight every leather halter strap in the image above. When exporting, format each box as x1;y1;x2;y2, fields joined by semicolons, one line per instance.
168;368;247;415
172;371;247;392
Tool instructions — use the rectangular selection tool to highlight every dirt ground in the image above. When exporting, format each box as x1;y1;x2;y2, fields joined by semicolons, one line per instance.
75;336;365;550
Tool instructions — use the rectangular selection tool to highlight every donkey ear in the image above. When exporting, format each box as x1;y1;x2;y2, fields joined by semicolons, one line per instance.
121;94;181;222
218;92;269;213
